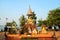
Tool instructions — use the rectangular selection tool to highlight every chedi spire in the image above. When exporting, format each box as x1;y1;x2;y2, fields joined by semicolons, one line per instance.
27;5;32;16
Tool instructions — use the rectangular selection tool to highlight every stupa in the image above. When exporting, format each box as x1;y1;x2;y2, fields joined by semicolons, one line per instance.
40;24;47;33
27;5;32;18
32;28;37;35
26;6;36;35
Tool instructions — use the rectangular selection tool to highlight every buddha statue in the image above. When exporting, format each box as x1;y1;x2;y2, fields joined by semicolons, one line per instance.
27;17;33;24
26;17;37;35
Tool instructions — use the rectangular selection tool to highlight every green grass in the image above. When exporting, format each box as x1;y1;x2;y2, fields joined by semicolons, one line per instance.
21;37;38;40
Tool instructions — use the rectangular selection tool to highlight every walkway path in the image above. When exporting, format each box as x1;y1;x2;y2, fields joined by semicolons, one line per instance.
0;32;5;40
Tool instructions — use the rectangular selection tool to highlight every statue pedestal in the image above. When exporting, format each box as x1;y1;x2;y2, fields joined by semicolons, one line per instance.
6;31;54;40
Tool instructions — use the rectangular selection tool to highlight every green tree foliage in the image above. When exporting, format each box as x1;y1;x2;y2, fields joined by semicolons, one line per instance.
0;18;1;20
19;15;28;34
4;22;12;31
5;22;12;26
10;21;17;34
38;19;47;27
19;15;26;27
5;21;17;34
47;8;60;26
12;20;17;28
31;12;37;24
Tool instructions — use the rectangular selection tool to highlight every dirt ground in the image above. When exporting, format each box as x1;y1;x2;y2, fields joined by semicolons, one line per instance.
55;31;60;40
0;32;5;40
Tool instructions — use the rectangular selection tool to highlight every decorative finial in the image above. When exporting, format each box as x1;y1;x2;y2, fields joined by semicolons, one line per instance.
27;5;32;16
29;4;31;10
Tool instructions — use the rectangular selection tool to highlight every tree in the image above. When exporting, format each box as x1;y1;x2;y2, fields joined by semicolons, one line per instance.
31;12;37;24
4;22;12;32
19;15;26;27
38;19;47;27
4;25;7;32
0;18;1;24
5;21;17;34
47;8;60;27
0;18;1;20
9;21;17;34
6;18;8;22
12;20;17;28
19;15;27;34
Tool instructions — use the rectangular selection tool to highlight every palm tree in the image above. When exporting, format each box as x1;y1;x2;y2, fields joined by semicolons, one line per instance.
6;18;8;22
4;17;8;38
0;18;1;25
0;18;1;20
0;18;1;22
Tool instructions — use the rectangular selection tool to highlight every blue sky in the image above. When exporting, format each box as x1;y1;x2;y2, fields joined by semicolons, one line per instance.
0;0;60;25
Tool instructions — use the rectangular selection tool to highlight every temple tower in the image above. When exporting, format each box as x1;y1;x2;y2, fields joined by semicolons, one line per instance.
27;6;33;18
